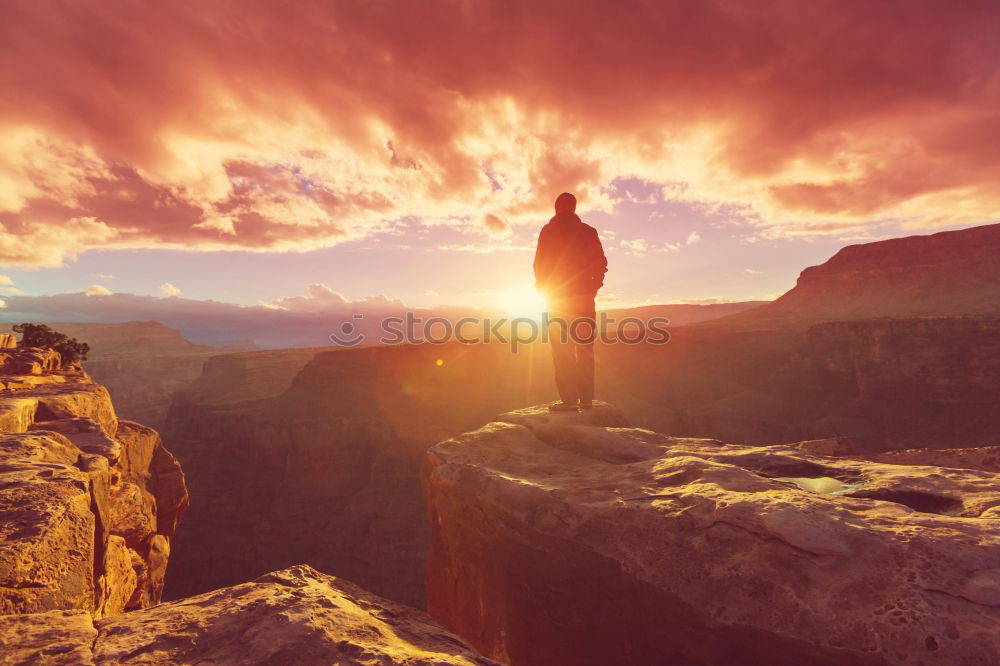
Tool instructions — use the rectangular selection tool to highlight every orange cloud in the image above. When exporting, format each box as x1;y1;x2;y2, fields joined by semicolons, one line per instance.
1;1;998;266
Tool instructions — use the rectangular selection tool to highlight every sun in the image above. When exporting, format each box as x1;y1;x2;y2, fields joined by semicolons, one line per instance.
496;284;548;320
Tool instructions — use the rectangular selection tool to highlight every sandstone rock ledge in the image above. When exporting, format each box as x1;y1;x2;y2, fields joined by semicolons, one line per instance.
0;358;188;618
423;403;1000;666
0;565;501;666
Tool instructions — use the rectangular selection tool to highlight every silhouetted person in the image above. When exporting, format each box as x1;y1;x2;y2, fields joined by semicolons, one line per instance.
534;192;607;411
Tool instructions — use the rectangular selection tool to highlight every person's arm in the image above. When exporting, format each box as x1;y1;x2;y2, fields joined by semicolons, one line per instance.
589;228;608;293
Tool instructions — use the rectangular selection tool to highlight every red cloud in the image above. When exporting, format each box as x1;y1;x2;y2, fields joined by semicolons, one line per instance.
1;1;998;265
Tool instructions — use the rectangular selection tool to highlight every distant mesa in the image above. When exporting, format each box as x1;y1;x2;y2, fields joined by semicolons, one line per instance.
719;222;1000;327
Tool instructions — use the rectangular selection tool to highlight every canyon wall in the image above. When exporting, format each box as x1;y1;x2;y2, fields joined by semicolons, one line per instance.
0;346;188;619
664;316;1000;449
424;405;1000;665
161;318;1000;613
162;341;556;606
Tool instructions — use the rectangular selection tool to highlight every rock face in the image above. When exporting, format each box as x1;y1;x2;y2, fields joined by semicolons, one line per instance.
424;405;1000;666
0;359;188;618
630;316;1000;451
1;565;500;666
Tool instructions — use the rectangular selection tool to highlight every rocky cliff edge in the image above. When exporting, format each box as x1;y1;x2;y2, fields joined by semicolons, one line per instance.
424;403;1000;666
0;346;188;618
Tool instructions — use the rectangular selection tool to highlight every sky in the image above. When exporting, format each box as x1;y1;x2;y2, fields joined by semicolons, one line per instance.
1;0;998;318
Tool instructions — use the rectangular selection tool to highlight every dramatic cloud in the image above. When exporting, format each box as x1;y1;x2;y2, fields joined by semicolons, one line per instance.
2;1;998;266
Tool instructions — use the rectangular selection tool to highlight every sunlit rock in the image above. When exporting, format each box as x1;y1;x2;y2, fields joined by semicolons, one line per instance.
0;363;188;618
1;565;500;666
424;405;1000;665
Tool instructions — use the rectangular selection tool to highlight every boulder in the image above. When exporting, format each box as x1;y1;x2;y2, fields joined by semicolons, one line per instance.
1;347;61;375
0;565;500;666
424;405;1000;665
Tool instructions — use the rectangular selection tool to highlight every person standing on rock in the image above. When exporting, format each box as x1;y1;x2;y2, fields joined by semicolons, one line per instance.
533;192;608;412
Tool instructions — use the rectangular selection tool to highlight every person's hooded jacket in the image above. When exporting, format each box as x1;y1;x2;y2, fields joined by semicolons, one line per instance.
533;195;607;302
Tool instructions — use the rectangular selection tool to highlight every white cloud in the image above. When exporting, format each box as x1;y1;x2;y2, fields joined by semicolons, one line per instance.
0;276;24;294
85;284;112;296
620;238;648;256
160;282;182;296
743;268;763;275
686;231;702;245
437;243;532;253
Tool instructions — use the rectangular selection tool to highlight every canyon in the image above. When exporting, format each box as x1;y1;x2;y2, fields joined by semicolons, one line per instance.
155;223;1000;614
0;336;496;665
2;223;1000;664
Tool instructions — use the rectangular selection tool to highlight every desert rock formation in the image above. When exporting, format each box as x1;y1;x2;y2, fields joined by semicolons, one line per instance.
424;404;1000;665
656;316;1000;449
0;350;188;619
2;565;499;666
723;222;1000;327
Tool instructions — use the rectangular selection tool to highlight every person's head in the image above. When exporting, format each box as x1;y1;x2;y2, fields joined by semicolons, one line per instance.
554;192;576;214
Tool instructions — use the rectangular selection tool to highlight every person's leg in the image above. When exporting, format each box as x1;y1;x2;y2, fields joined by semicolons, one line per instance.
572;307;596;407
548;313;579;406
577;339;595;406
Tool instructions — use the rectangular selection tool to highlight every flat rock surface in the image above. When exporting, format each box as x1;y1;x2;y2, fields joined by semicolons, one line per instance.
424;404;1000;666
1;565;500;666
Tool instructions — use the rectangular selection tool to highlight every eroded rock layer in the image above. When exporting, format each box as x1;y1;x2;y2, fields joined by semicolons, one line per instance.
0;353;188;619
1;565;500;666
424;404;1000;666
